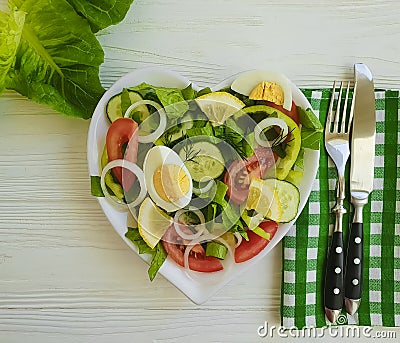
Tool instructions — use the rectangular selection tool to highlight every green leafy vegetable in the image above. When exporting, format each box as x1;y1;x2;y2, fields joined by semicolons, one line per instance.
125;227;168;281
186;122;214;138
90;175;104;197
129;83;189;120
206;241;227;260
66;0;135;33
298;107;323;150
196;87;211;97
148;243;167;281
0;9;24;92
294;146;305;169
181;83;196;100
1;0;134;119
125;227;153;254
120;88;131;116
4;0;105;118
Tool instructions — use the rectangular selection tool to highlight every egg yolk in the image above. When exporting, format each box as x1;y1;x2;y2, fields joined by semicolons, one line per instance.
249;81;284;105
153;164;190;203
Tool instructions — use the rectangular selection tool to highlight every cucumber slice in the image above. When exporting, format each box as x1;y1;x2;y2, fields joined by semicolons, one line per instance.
247;178;299;223
100;145;125;200
177;141;225;182
106;90;150;123
263;179;300;223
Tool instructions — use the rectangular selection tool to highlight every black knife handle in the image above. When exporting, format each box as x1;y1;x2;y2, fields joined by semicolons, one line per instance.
345;223;363;300
324;231;344;310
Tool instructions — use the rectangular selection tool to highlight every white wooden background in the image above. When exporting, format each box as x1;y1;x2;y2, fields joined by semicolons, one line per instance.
1;0;400;342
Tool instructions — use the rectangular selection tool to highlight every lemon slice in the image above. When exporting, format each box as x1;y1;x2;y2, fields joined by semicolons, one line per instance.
246;178;282;222
138;197;172;249
195;91;245;124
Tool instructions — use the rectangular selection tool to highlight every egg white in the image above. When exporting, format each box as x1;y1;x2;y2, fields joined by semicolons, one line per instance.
230;70;293;111
143;146;193;212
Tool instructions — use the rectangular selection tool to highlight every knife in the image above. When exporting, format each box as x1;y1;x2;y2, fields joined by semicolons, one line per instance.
345;63;376;315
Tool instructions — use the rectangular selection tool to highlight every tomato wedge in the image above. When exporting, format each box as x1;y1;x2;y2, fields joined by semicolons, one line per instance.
224;148;277;205
234;221;278;263
162;225;223;273
106;118;139;191
265;100;299;126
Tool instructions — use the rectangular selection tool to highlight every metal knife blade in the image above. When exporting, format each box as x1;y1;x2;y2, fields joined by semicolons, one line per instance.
350;64;376;195
345;63;376;315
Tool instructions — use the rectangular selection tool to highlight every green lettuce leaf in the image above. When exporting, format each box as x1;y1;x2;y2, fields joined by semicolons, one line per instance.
6;0;106;119
66;0;135;33
2;0;134;119
148;243;167;281
125;227;153;254
125;227;167;281
299;107;323;150
90;175;104;197
129;83;189;120
181;83;196;100
0;9;25;92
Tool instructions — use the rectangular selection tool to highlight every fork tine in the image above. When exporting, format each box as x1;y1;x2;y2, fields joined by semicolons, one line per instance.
333;82;344;133
341;81;350;133
326;81;336;133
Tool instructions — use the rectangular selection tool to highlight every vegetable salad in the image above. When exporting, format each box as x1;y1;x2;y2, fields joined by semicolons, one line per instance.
91;70;323;280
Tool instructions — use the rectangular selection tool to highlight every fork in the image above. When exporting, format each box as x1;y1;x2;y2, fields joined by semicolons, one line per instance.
324;81;355;323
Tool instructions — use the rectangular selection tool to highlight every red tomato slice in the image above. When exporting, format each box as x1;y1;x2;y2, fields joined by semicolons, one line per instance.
265;100;300;126
106;118;139;191
234;221;278;263
224;148;277;205
162;225;223;273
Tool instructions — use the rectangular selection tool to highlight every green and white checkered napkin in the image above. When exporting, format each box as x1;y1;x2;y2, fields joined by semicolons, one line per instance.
281;89;400;328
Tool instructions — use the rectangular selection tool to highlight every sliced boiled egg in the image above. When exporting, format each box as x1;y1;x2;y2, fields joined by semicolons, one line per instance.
143;146;192;212
231;70;293;111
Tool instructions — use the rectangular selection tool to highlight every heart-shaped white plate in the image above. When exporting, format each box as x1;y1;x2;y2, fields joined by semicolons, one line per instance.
87;67;319;304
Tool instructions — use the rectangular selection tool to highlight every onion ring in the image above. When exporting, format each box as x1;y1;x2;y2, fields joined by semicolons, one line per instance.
101;159;147;210
233;232;243;248
124;100;167;144
183;234;215;270
173;208;206;240
192;177;215;195
254;117;289;148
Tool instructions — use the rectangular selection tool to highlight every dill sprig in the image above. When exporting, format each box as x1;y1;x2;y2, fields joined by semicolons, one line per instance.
182;135;201;163
271;127;295;148
221;130;248;159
